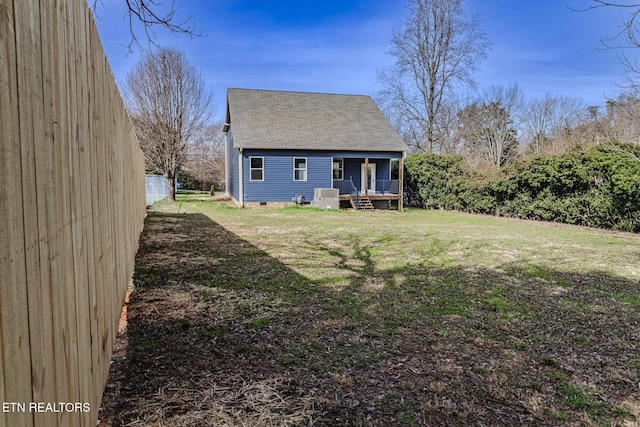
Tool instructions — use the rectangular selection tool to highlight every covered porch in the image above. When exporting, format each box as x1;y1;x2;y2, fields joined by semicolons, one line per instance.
332;156;404;211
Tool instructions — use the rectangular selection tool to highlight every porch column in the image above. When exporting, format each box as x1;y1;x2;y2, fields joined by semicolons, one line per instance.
399;156;404;212
364;157;369;196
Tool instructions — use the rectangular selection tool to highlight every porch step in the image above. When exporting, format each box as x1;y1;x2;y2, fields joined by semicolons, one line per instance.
353;195;374;211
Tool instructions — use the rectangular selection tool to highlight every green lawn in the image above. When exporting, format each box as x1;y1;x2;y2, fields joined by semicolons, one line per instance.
102;194;640;426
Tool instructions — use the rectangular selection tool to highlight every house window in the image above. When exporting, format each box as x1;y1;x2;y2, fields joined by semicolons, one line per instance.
333;158;343;180
250;157;263;181
294;157;307;181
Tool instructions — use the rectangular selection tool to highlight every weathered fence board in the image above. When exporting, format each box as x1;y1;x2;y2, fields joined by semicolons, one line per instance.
0;0;146;425
1;1;33;426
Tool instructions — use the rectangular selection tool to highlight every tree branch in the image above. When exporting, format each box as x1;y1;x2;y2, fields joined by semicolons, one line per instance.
91;0;201;53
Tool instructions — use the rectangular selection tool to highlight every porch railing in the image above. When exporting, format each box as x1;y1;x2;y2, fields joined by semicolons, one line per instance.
375;179;400;194
333;179;356;195
333;179;359;206
334;179;400;195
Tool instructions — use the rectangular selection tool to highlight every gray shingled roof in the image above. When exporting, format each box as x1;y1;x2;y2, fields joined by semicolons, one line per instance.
225;88;407;152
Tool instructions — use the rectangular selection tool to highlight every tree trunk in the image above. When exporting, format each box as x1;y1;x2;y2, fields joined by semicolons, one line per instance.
167;173;176;201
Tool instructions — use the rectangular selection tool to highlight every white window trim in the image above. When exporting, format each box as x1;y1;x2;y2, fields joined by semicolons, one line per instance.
249;156;264;181
293;157;307;181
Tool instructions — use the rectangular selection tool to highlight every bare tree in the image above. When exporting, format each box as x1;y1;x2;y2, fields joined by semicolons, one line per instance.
457;101;518;168
185;123;226;191
548;96;585;138
378;0;490;153
436;97;465;154
521;94;584;154
576;2;640;100
522;93;557;154
573;2;640;157
606;92;640;142
91;0;199;52
126;47;214;200
577;2;640;48
482;83;525;132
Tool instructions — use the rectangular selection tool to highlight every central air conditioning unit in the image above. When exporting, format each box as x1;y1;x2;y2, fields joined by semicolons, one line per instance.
311;188;339;209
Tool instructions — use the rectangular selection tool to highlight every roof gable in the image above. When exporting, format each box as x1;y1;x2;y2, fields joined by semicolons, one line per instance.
225;88;407;152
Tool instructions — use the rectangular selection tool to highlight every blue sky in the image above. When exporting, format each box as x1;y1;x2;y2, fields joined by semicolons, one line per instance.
91;0;634;121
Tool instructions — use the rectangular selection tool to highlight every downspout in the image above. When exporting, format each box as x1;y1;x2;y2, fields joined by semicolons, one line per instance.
223;129;229;197
238;148;244;207
222;121;230;198
399;151;405;212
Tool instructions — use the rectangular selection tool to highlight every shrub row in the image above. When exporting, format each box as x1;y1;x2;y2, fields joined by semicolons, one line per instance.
177;169;224;192
404;144;640;232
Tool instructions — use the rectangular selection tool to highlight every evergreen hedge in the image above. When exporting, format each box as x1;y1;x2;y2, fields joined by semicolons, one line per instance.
404;144;640;232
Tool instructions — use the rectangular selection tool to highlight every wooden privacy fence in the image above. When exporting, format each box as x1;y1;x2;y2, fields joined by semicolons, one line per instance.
0;0;146;425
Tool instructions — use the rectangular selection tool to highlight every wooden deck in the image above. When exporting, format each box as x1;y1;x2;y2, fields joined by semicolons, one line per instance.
339;193;401;210
339;193;401;201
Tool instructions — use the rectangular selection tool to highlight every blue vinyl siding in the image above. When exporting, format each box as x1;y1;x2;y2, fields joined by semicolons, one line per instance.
232;149;402;203
378;160;391;179
343;159;361;186
242;150;332;203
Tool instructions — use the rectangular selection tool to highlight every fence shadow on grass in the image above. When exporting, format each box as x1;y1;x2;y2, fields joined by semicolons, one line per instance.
99;211;640;427
99;212;323;426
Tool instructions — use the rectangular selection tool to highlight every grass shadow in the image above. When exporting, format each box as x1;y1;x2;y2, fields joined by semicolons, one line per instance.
100;211;640;426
